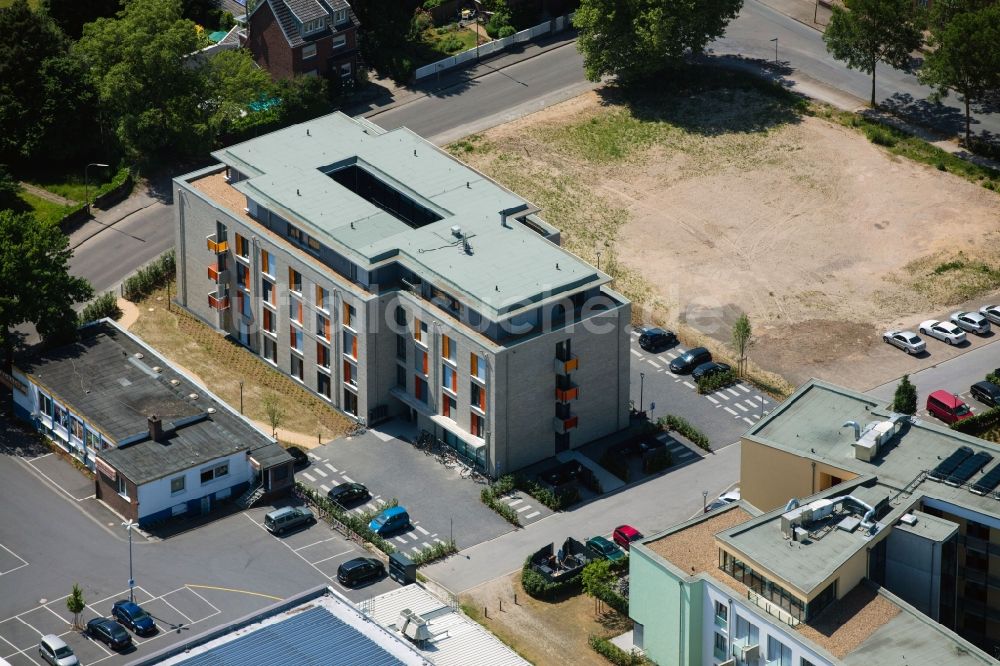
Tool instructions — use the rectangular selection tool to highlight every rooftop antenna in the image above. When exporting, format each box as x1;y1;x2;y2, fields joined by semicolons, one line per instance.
307;128;311;136
296;189;301;196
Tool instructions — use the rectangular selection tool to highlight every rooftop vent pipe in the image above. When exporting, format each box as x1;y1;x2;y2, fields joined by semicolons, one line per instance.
784;497;799;512
842;420;861;441
148;414;163;442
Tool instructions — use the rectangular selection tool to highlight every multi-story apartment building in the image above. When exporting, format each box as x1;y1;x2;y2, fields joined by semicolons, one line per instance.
173;112;631;475
247;0;359;80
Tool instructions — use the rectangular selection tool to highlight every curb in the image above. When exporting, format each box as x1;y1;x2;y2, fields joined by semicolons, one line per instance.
70;201;157;250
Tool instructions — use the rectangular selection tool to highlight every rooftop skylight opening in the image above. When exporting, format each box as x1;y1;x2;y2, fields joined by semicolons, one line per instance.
326;163;443;229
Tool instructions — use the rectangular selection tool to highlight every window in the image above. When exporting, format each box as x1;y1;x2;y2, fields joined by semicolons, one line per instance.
471;352;486;380
307;236;321;252
317;372;331;399
713;632;726;660
262;308;276;334
290;325;303;351
714;600;727;626
396;364;406;388
801;659;818;666
414;317;427;345
396;334;407;361
471;382;486;411
442;365;457;393
262;278;275;305
767;636;791;666
442;393;456;418
170;476;185;494
116;475;128;496
291;354;304;381
316;285;329;311
85;429;101;451
967;521;990;541
288;267;302;293
237;263;249;288
415;376;428;404
343;302;356;329
288;224;303;244
442;334;456;363
235;234;250;258
290;296;303;323
343;388;358;415
263;336;277;363
415;350;428;374
343;360;356;386
966;548;988;572
302;43;317;59
38;392;52;417
334;8;347;23
343;330;357;359
238;291;251;318
394;306;406;327
734;615;758;644
556;339;572;361
471;412;484;437
200;463;229;484
340;62;352;78
316;342;330;368
261;249;272;275
71;418;84;441
317;313;330;340
331;34;346;49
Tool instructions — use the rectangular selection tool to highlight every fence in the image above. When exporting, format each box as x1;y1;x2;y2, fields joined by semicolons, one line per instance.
414;13;573;80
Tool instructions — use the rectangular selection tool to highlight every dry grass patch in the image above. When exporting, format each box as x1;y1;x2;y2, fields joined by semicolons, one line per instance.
128;284;350;442
461;572;630;666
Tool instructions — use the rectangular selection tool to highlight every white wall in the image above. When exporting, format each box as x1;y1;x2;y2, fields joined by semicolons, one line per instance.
136;451;251;520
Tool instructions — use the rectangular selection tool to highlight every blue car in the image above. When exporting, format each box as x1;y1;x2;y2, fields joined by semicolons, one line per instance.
111;600;156;636
368;506;410;536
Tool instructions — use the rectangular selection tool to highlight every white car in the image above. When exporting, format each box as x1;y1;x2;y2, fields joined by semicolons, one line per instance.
950;311;990;335
979;304;1000;326
919;320;967;345
705;488;741;513
883;330;926;355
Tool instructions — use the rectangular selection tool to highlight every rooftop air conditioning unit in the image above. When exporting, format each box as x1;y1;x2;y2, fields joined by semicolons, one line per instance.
397;609;431;642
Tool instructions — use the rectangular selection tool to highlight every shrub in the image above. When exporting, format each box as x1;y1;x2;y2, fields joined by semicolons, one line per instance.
480;485;521;527
122;250;175;302
588;635;649;666
964;136;1000;161
295;482;396;555
863;124;898;147
440;35;465;52
411;8;434;34
411;539;457;566
498;25;516;38
987;373;1000;385
599;448;629;482
516;477;579;510
423;0;443;7
521;558;581;599
485;9;512;38
696;369;737;394
659;415;712;451
78;292;122;326
642;449;671;474
952;407;1000;436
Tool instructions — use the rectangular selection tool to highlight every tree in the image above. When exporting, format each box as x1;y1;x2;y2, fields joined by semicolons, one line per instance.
822;0;923;107
201;49;272;136
0;211;93;408
892;374;917;415
351;0;414;82
0;165;21;211
263;393;284;438
574;0;744;83
66;583;86;629
581;559;614;598
40;0;121;39
731;313;753;378
919;4;1000;144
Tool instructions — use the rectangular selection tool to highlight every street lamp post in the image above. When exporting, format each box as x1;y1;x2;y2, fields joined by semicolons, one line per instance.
85;162;110;215
239;380;244;415
122;520;136;602
703;490;708;513
639;372;645;417
596;250;602;271
770;38;778;64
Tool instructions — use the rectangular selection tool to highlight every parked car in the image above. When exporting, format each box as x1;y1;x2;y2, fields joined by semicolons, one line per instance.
586;535;625;562
692;361;731;382
669;347;712;374
705;489;741;513
112;600;156;635
979;304;1000;326
327;482;369;506
950;311;991;335
613;524;644;550
926;390;973;425
882;330;926;355
286;446;309;468
38;634;78;666
86;617;132;650
970;381;1000;408
369;506;410;536
638;438;667;456
638;327;677;351
918;320;967;345
264;506;315;535
337;557;385;586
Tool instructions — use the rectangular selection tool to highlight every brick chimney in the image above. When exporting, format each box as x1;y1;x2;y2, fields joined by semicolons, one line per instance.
148;415;163;442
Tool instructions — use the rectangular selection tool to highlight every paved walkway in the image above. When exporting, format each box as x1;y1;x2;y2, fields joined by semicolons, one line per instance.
556;450;625;492
19;181;77;206
757;0;832;31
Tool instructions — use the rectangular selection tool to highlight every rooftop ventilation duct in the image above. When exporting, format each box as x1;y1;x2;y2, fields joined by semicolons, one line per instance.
842;421;860;442
397;609;431;643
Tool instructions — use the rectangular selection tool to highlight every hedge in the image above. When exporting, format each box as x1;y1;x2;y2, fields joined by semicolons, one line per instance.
521;557;581;599
951;407;1000;436
411;539;457;566
642;449;671;474
659;414;712;451
481;476;521;527
295;482;397;555
122;250;175;302
696;369;737;394
588;635;650;666
78;292;122;326
515;476;579;510
600;448;629;482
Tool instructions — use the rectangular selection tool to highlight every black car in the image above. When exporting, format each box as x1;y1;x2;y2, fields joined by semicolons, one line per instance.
327;482;370;506
337;557;385;586
638;327;677;352
669;347;712;374
111;600;156;636
286;446;309;468
86;618;132;650
692;361;731;382
639;438;666;456
971;381;1000;407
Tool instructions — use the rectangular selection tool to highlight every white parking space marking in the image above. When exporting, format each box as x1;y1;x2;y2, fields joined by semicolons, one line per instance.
365;502;378;512
666;351;678;359
394;536;407;544
657;356;670;364
415;525;430;535
524;511;541;520
308;453;322;461
320;484;330;493
683;381;696;390
325;463;338;473
715;392;729;400
630;349;642;358
734;403;749;412
744;400;758;409
737;384;751;393
507;498;523;507
422;542;432;549
743;417;755;425
0;544;29;576
631;330;640;337
301;472;316;482
726;388;741;397
724;407;739;417
310;548;356;566
342;474;355;483
705;396;718;404
294;537;338;552
313;467;328;478
517;505;531;513
665;370;679;378
647;360;661;369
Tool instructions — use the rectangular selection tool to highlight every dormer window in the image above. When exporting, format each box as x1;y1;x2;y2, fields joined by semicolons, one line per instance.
333;9;347;24
302;17;325;34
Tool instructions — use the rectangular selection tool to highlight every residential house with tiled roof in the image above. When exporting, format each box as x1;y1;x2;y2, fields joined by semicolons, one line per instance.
247;0;359;80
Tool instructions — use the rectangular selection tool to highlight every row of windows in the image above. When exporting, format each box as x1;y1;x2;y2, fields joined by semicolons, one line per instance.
169;463;229;495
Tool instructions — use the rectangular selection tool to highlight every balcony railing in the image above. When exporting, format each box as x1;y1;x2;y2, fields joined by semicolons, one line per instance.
555;386;580;402
554;355;579;375
208;294;230;310
206;234;229;253
553;414;578;434
207;264;229;282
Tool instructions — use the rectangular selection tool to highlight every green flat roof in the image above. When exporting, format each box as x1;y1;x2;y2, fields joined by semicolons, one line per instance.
210;113;610;318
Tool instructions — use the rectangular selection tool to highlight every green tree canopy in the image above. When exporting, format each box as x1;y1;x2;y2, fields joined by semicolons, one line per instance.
918;4;1000;144
0;165;21;211
892;374;917;415
351;0;417;82
573;0;744;83
202;48;273;135
40;0;121;39
822;0;924;107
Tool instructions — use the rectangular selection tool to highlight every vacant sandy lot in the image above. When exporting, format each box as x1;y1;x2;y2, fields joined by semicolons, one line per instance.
452;84;1000;390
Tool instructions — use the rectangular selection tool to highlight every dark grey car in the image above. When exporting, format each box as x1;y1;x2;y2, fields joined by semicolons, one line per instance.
669;347;711;374
971;381;1000;408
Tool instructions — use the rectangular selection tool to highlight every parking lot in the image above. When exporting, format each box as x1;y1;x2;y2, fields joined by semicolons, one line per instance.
296;423;517;552
629;329;774;448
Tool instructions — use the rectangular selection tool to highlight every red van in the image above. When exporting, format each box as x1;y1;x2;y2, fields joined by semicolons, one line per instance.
927;390;973;424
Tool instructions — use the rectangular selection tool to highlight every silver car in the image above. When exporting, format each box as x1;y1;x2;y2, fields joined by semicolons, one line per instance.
39;635;78;666
883;330;926;355
979;304;1000;326
950;311;990;334
919;320;967;345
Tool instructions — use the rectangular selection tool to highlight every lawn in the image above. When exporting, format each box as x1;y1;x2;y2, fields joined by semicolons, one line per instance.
412;23;481;66
0;0;40;7
128;284;351;443
17;191;76;225
27;172;117;204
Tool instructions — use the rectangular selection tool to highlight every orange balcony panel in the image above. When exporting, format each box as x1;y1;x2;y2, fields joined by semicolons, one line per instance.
208;294;230;310
555;386;579;402
552;414;579;434
565;415;578;430
554;355;579;374
207;264;220;281
207;237;229;253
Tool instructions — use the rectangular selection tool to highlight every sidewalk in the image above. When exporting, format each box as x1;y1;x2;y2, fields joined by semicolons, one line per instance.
67;178;166;250
757;0;832;31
